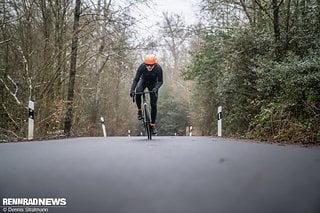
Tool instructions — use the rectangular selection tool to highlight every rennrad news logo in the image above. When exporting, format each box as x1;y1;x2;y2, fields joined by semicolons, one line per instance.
1;198;67;212
2;198;67;206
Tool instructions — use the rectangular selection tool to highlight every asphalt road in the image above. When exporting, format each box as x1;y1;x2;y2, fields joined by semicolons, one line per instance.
0;136;319;213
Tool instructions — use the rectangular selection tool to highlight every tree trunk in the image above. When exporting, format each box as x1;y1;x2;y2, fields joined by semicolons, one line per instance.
54;0;67;98
64;0;81;136
318;0;320;29
284;0;292;53
272;0;281;59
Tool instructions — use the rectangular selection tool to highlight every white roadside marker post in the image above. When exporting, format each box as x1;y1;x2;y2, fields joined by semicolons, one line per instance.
218;106;222;137
101;117;107;137
28;100;34;140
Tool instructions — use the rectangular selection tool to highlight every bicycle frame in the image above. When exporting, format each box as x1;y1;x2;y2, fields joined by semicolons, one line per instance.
133;91;153;140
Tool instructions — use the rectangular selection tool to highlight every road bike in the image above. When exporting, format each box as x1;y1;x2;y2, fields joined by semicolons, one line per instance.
132;91;154;140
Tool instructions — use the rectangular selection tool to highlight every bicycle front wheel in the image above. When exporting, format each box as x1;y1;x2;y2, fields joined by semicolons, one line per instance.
144;106;152;140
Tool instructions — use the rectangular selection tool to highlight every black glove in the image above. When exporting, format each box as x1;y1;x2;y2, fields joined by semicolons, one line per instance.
130;91;135;97
151;88;158;93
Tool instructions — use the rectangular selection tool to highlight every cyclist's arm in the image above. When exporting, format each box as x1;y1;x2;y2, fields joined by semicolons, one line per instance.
130;65;144;92
154;65;163;90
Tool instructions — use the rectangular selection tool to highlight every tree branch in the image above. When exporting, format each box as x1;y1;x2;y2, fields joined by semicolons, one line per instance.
1;103;19;128
0;39;11;44
0;76;22;105
254;0;273;21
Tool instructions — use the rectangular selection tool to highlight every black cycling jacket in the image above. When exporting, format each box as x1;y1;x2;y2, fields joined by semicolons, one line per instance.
130;63;163;92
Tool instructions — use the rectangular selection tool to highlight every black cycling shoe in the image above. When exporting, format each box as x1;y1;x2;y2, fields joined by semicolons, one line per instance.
151;125;157;135
137;110;143;120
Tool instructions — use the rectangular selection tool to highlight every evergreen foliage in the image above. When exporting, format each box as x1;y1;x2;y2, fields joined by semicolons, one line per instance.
183;0;320;143
157;82;189;136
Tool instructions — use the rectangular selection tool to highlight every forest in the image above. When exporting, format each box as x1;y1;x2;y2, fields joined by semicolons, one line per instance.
1;0;319;144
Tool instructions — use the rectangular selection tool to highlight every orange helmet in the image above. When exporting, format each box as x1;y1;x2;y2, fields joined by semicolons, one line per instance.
144;54;157;64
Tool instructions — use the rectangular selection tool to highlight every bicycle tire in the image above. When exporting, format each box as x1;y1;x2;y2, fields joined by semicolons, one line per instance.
144;105;152;140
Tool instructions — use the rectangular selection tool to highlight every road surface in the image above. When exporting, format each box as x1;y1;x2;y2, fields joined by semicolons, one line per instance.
0;136;319;213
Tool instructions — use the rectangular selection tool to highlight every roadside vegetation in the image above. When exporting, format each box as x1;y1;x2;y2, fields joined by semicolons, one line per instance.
183;0;320;144
1;0;319;144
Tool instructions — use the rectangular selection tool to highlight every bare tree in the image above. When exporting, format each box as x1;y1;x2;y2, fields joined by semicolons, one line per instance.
160;12;191;77
1;0;152;140
64;0;81;136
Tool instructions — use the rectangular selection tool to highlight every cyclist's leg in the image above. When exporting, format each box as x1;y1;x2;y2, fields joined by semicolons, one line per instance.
150;91;158;135
148;86;158;124
135;79;146;110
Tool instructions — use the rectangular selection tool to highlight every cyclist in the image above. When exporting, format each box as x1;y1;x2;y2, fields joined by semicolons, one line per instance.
130;54;163;135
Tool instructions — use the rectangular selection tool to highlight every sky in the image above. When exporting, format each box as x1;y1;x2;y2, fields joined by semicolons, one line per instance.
153;0;200;24
132;0;200;36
